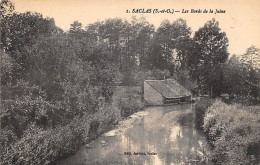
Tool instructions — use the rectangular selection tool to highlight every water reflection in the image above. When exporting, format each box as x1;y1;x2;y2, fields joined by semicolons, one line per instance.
57;104;211;165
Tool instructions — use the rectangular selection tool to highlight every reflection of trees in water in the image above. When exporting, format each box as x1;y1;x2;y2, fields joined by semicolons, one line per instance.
123;106;212;165
59;105;212;165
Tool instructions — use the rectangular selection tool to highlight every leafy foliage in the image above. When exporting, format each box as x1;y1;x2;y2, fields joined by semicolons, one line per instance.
1;116;90;165
222;54;260;103
194;98;214;130
173;69;198;95
1;1;259;164
193;19;229;97
112;86;144;118
203;100;260;164
240;45;260;69
133;69;170;86
149;19;192;71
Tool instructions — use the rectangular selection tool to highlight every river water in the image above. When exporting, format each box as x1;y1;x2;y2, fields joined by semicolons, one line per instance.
57;104;212;165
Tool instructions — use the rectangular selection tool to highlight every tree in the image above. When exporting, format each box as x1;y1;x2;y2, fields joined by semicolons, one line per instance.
0;51;20;85
149;20;173;70
131;16;154;69
1;11;59;84
222;55;244;98
0;0;14;22
84;17;154;85
240;45;260;69
171;18;192;70
120;17;154;84
193;18;229;97
240;46;260;100
1;0;15;105
69;20;85;38
1;12;57;54
149;19;192;74
174;69;198;95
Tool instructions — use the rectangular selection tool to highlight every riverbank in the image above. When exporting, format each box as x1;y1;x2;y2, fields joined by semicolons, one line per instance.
0;86;144;165
195;99;260;164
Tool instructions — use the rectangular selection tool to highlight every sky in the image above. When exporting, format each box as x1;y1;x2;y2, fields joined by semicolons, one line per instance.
11;0;260;56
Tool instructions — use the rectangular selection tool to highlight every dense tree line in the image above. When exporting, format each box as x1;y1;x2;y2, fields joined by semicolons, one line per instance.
2;1;259;99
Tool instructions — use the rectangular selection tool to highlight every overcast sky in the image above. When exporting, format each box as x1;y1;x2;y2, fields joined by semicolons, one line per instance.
12;0;260;56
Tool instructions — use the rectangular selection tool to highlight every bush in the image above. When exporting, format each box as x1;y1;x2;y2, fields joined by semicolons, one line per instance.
118;98;144;118
93;102;121;134
0;81;124;165
0;115;90;165
203;100;260;164
112;86;144;118
1;99;123;165
118;90;144;117
203;100;233;143
1;83;63;139
194;97;214;130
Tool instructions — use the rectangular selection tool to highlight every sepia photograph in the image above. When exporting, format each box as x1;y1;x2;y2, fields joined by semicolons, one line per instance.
0;0;260;164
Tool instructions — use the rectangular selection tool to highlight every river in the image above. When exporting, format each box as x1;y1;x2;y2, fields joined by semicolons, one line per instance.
57;104;212;165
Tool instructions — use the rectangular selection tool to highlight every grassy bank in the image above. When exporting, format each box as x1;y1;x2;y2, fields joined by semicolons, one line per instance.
195;99;260;164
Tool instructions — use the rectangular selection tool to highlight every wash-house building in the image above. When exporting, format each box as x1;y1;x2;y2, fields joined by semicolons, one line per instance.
144;79;192;106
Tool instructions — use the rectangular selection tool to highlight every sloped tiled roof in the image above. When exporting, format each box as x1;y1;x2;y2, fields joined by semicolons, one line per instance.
145;79;191;98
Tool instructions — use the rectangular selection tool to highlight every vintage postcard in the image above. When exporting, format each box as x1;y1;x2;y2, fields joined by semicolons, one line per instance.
1;0;259;164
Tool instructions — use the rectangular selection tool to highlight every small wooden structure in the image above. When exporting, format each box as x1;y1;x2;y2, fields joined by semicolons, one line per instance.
144;79;192;106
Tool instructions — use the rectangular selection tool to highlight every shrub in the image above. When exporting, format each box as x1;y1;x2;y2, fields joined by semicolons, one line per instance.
203;100;260;164
91;103;121;135
194;97;214;130
0;81;125;165
0;115;90;165
1;83;62;138
203;100;234;143
118;93;144;118
112;86;144;118
1;99;123;165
